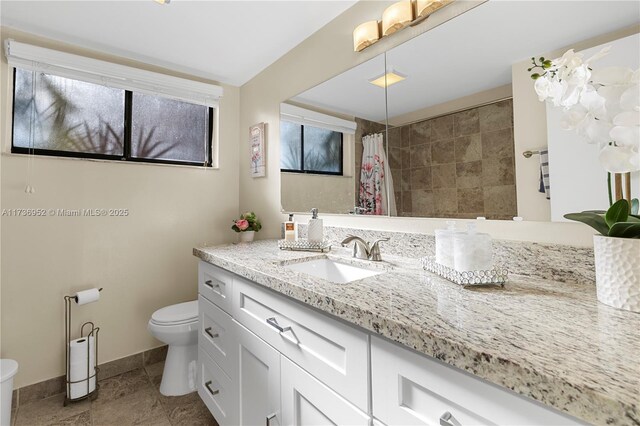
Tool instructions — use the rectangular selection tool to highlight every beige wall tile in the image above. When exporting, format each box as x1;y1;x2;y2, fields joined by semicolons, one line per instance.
401;169;411;192
433;189;458;214
410;167;432;190
482;128;514;159
482;157;515;186
431;115;454;141
456;161;482;189
431;140;455;164
411;190;434;216
410;120;431;145
484;185;517;215
453;109;480;137
458;187;484;214
409;144;431;168
479;99;513;133
402;191;412;213
454;134;482;163
432;164;457;189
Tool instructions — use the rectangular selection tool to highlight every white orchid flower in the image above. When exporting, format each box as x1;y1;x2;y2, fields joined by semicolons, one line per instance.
598;144;640;173
618;84;640;111
591;66;634;85
584;46;611;64
610;125;640;147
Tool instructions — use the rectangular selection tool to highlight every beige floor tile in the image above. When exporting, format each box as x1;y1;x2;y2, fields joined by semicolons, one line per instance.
91;386;169;426
15;394;90;426
48;411;91;426
159;392;217;426
94;369;151;404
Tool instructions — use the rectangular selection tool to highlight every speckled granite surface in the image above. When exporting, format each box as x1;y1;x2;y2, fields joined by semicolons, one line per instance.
298;225;596;284
194;240;638;426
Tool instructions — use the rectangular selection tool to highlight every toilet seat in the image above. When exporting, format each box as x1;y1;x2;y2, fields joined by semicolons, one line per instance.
151;301;198;326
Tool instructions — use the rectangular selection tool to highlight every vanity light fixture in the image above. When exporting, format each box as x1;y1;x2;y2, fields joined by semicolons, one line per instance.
382;1;414;36
353;0;454;52
153;0;170;4
369;70;407;88
353;21;380;52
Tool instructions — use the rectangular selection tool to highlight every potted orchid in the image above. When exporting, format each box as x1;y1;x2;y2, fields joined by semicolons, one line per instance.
530;47;640;312
232;212;262;243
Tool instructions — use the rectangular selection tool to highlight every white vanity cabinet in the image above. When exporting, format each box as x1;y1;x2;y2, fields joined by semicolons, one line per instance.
197;260;584;426
371;336;584;426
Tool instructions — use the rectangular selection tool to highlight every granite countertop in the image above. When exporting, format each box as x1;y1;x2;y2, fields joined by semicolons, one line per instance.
194;240;639;425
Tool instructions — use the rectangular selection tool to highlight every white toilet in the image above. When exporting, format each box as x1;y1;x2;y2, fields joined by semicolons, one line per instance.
148;300;198;396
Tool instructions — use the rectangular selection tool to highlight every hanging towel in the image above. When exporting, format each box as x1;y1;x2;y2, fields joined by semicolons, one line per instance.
539;148;550;200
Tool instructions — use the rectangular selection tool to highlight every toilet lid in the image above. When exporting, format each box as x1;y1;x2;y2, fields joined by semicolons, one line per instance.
0;359;18;383
151;301;198;325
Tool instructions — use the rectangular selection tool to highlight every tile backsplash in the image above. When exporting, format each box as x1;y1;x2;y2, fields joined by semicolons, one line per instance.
298;224;595;285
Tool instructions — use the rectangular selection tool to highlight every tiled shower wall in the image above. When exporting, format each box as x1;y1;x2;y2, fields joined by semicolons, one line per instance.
388;99;517;220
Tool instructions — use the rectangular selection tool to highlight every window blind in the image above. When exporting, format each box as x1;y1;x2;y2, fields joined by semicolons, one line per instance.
4;39;223;107
280;103;357;135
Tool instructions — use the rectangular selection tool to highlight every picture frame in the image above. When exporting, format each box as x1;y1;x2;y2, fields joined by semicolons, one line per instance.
249;122;266;178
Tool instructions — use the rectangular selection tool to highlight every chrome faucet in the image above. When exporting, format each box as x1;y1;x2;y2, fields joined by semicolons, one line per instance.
340;235;389;261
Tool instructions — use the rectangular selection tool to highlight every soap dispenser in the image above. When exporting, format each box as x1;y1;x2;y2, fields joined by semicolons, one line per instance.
283;213;298;241
308;208;324;243
453;222;493;272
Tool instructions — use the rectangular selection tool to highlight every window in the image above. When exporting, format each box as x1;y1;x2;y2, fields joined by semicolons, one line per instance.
280;120;343;175
11;68;213;166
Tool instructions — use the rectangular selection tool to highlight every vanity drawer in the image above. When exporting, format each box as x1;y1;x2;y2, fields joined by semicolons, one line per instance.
198;295;237;378
232;277;369;412
197;348;238;426
371;336;583;426
198;261;233;314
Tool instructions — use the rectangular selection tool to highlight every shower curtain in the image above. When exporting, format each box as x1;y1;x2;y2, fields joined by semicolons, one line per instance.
358;133;397;216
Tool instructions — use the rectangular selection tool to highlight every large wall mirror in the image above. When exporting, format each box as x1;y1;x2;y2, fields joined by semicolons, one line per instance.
280;1;640;221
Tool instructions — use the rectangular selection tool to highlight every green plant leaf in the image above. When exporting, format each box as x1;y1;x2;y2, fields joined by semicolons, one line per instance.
632;198;639;215
605;199;629;228
564;212;609;235
608;222;640;238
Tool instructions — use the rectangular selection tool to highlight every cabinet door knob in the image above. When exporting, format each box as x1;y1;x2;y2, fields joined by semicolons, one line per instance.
204;380;220;396
266;317;292;333
204;327;219;339
266;413;277;426
440;411;461;426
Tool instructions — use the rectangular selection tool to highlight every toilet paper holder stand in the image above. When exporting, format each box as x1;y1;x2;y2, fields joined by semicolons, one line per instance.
63;289;102;406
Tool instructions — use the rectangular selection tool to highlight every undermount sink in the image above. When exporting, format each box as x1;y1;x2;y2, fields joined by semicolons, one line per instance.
283;258;384;284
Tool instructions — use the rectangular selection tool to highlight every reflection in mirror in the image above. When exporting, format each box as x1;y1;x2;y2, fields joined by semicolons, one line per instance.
279;1;639;221
385;1;639;220
280;54;393;215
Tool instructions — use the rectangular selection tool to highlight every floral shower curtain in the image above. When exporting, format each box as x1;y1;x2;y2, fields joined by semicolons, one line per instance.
358;133;397;215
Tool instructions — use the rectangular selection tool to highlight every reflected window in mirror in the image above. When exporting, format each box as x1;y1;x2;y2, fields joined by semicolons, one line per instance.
280;121;344;175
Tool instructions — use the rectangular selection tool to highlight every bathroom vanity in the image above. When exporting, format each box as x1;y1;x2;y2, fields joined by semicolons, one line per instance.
193;240;639;426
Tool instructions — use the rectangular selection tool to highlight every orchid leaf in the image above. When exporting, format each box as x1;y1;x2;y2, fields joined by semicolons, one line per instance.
608;222;640;238
564;212;609;235
605;199;629;228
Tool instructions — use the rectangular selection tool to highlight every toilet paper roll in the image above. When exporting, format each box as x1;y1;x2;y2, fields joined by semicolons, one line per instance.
68;336;96;399
74;288;100;305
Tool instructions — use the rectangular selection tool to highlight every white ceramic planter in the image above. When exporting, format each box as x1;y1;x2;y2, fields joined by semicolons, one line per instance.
238;231;255;243
593;235;640;313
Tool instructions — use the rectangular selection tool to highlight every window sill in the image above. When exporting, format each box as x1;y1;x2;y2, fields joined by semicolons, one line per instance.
280;171;352;178
1;152;218;171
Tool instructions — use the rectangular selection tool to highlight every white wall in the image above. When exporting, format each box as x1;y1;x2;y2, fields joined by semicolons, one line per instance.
239;0;598;247
0;28;240;388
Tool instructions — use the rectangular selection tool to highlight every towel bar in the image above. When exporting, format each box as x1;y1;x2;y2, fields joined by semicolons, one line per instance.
522;150;540;158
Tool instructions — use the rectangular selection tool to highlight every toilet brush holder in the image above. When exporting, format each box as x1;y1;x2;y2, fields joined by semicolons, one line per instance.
64;289;102;406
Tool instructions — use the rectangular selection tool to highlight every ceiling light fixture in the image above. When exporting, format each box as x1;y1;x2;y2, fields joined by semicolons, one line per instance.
153;0;170;4
369;70;407;88
353;0;454;52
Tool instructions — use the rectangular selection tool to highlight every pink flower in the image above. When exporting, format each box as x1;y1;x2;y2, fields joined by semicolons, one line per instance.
235;219;249;231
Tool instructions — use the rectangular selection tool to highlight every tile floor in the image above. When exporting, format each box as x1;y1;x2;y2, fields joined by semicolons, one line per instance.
12;361;217;426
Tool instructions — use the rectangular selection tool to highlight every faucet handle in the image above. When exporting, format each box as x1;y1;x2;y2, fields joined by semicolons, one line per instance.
369;237;389;261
